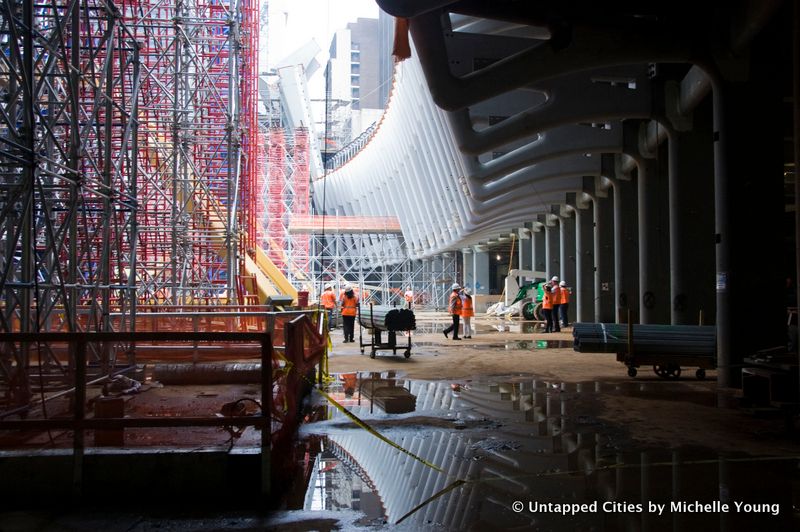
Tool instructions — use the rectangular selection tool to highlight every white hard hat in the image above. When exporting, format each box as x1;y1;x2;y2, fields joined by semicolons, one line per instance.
559;280;566;287
325;282;333;289
451;283;461;290
551;276;559;282
464;287;471;295
343;283;351;290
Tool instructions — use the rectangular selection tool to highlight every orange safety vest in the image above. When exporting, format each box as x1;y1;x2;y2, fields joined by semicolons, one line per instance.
461;295;474;317
559;287;570;305
341;294;358;317
551;286;561;305
448;291;462;315
542;288;553;310
321;290;336;309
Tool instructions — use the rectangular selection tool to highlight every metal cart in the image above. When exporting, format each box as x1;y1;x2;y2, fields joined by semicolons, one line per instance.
358;303;414;359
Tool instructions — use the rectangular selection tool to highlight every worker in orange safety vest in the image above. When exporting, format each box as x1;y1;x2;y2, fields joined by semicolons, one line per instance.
443;283;462;340
404;286;414;309
460;287;474;339
542;281;555;333
340;284;358;343
548;276;561;333
320;283;337;330
558;280;571;328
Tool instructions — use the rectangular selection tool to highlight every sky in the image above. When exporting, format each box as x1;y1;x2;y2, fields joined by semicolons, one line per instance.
267;0;380;69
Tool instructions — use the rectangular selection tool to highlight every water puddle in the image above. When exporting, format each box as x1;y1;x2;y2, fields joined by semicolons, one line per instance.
267;374;800;530
412;340;571;350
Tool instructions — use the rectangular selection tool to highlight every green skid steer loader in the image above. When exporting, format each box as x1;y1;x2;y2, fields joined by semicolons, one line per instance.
504;269;548;320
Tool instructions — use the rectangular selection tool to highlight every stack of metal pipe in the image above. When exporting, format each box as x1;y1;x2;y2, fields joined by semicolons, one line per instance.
358;305;416;331
572;323;716;355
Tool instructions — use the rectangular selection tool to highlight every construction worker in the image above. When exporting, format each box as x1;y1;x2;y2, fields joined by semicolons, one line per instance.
404;285;414;309
443;283;462;340
549;276;561;332
542;281;555;333
558;280;571;328
340;284;358;343
320;283;337;330
461;287;474;339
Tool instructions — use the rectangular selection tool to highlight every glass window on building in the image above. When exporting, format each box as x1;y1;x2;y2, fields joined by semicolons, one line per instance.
351;50;360;62
351;74;359;86
351;63;360;74
351;87;359;98
352;99;360;110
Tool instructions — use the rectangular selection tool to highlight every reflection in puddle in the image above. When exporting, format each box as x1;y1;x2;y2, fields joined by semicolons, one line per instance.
305;436;386;524
278;374;800;530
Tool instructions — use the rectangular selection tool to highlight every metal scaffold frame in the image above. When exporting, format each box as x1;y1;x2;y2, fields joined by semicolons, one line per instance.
0;0;141;334
0;0;260;330
132;0;254;306
297;229;458;310
0;0;260;406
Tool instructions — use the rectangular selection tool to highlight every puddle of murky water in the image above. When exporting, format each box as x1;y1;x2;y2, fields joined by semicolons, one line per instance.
413;340;571;350
274;374;800;530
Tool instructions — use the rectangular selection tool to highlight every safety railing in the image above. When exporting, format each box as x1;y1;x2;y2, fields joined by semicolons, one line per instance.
0;331;273;499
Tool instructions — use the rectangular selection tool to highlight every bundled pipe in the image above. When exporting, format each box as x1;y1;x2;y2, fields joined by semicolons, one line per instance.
153;363;262;385
572;323;716;355
358;305;416;331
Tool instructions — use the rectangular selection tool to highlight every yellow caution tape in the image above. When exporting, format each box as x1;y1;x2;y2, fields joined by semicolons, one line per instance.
315;387;444;474
396;479;466;524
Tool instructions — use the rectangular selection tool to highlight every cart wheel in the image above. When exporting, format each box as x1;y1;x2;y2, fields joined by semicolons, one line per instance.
370;350;376;359
404;349;411;359
627;366;637;378
696;368;706;380
360;348;364;354
653;364;682;380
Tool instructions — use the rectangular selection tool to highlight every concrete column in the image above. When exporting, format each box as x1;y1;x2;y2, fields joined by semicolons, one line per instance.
472;249;490;295
518;228;532;271
668;100;715;325
629;122;670;325
462;248;474;294
558;206;577;325
544;215;560;281
612;174;639;323
558;208;577;286
594;178;616;323
575;201;595;323
532;222;546;273
637;155;670;324
712;24;786;386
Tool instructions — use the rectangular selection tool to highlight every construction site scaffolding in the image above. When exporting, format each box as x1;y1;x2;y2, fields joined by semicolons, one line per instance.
287;216;458;310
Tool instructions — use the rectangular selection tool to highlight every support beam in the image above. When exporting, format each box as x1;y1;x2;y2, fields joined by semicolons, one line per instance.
472;250;490;295
532;222;546;273
712;20;786;386
611;172;639;323
558;205;577;324
544;215;561;282
594;185;616;323
668;100;716;325
575;200;595;323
